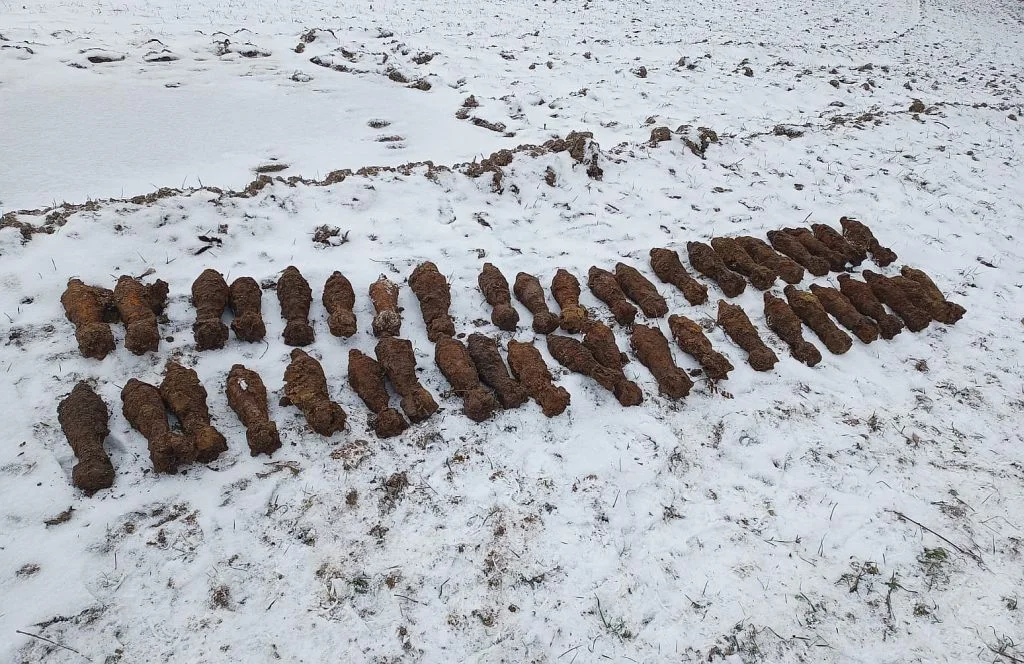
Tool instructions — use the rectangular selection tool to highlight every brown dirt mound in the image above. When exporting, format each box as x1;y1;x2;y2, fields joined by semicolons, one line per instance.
226;364;281;456
506;340;570;416
277;266;315;346
409;261;456;341
629;324;693;399
323;271;357;337
614;263;668;317
369;275;403;338
667;314;734;380
899;266;965;324
551;269;589;333
782;227;848;272
375;337;439;423
121;378;197;473
763;292;822;366
783;285;853;354
113;275;163;355
686;241;746;298
587;266;637;326
862;271;931;332
840;217;897;267
467;333;529;409
809;284;879;344
836;274;904;339
283;349;347;436
717;300;778;371
160;361;228;462
57;382;114;494
61;279;116;360
513;272;559;334
811;224;866;266
547;334;641;406
766;231;830;276
435;336;500;421
478;263;520;331
192;269;230;351
228;277;267;342
710;237;776;290
347;349;409;438
649;248;708;305
735;236;805;284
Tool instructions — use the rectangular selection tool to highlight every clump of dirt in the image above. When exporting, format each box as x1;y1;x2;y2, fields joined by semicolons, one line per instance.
507;340;570;416
809;285;879;344
283;349;347;436
278;266;315;346
312;225;349;247
375;337;439;423
763;292;821;366
551;269;590;333
614;263;668;317
369;275;403;337
435;336;499;422
470;117;507;133
717;300;778;371
735;236;805;284
347;349;409;438
679;125;719;159
587;267;637;326
667;314;734;380
649;248;708;304
547;334;640;406
899;266;965;324
784;286;853;354
467;333;529;409
121;379;197;473
228;277;267;342
629;324;693;399
160;361;228;462
57;382;114;494
226;364;281;456
862;271;931;332
464;147;515;191
409;261;456;342
649;126;672;144
686;241;746;297
113;275;166;354
782;228;848;272
710;237;776;290
836;274;904;339
767;231;830;276
562;130;603;179
513;272;559;334
191;269;230;351
811;223;866;266
478;263;519;331
323;271;357;337
61;279;116;360
839;217;897;267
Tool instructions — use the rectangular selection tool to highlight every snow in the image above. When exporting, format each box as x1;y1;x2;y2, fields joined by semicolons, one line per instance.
2;0;1024;662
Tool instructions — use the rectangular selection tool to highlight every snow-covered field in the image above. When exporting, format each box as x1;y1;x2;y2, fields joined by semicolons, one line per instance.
2;0;1023;662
